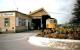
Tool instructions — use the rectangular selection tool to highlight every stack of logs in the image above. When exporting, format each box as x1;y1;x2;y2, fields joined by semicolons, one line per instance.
37;28;80;40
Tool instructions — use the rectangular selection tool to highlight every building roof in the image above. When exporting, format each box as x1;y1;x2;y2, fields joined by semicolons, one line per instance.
29;8;48;15
0;10;17;13
0;10;29;16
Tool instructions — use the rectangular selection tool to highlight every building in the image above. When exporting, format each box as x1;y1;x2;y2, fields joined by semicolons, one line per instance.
29;8;51;30
0;11;32;32
0;8;51;32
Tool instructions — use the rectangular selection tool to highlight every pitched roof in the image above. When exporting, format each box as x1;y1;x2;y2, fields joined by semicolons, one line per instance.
29;8;48;15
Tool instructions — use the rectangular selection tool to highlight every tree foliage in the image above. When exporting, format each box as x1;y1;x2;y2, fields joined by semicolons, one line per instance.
71;0;80;24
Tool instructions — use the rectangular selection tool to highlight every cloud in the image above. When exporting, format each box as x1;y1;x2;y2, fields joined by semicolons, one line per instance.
0;0;76;24
43;0;76;24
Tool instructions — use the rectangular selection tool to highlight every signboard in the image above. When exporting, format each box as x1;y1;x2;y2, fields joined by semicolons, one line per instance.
0;12;15;17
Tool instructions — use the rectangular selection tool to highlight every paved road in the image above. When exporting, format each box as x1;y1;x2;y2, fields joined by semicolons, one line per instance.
0;30;78;50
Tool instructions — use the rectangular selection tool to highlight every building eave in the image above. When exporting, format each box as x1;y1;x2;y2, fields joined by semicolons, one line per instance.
29;8;48;15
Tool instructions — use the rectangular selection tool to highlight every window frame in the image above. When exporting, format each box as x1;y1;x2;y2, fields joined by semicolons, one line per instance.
4;18;10;27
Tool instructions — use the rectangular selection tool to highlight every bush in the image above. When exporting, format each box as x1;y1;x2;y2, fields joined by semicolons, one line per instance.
0;28;2;33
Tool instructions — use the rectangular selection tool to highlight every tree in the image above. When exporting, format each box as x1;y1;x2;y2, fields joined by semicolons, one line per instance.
71;0;80;24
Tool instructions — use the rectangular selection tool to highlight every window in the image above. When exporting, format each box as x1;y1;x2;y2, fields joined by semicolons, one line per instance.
18;18;26;26
4;18;10;27
22;19;26;26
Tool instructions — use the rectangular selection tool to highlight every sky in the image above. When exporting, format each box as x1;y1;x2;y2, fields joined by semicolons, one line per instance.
0;0;76;24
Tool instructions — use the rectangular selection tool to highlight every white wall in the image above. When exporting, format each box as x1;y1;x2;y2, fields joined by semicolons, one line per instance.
26;19;28;26
16;17;19;26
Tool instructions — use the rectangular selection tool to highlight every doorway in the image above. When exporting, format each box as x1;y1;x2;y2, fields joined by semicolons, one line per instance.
32;19;41;30
32;15;50;30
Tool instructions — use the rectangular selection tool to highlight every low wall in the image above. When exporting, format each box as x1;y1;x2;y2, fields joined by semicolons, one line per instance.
28;36;80;50
15;26;28;32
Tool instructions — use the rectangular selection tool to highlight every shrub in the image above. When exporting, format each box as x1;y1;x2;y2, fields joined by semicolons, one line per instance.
0;28;2;33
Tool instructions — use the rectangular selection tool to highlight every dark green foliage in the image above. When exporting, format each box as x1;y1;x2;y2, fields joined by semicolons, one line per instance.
71;0;80;23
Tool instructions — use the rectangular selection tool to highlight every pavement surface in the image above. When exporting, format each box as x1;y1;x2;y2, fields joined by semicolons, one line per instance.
0;30;79;50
